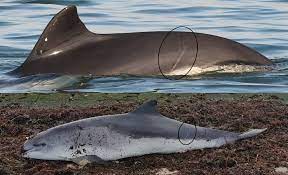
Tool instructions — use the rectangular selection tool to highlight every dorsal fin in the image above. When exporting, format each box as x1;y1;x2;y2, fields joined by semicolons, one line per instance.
28;5;89;60
132;100;158;114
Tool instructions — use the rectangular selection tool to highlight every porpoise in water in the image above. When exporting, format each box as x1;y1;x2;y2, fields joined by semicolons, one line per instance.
12;5;272;77
22;100;266;165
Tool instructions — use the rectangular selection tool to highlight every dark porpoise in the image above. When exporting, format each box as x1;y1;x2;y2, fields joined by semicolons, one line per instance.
12;6;272;76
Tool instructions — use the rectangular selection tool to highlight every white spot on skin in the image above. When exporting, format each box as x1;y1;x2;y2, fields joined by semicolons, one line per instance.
50;50;61;55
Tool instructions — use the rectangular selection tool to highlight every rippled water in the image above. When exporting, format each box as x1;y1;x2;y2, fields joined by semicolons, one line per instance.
0;0;288;93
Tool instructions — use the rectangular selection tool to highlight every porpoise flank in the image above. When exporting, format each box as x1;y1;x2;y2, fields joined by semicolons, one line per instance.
12;5;272;77
22;100;266;165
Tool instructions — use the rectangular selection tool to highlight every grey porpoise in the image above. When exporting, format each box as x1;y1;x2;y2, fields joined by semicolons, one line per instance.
22;100;266;165
12;5;272;77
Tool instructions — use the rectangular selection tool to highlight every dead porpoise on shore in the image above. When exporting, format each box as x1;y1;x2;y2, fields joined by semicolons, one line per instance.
22;100;266;165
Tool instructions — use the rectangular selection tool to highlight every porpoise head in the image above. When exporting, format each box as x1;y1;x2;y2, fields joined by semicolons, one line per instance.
22;126;74;161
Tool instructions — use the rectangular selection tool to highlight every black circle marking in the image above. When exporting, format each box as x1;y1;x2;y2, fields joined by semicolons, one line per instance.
158;26;199;80
177;121;198;145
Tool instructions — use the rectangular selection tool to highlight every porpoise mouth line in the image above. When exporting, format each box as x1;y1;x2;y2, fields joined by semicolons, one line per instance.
22;147;35;155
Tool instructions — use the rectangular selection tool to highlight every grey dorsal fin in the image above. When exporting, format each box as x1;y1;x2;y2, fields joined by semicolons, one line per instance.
132;100;158;114
28;5;89;60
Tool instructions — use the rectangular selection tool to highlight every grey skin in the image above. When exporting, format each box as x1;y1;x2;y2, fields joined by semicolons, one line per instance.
22;100;266;165
12;5;272;77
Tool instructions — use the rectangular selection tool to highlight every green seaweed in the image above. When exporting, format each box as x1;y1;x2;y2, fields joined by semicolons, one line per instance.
0;93;287;108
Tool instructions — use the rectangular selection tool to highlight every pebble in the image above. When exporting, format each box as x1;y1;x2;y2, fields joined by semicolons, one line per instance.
275;167;288;174
156;168;179;175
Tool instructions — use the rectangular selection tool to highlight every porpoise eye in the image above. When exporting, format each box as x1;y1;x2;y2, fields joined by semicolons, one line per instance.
33;143;47;147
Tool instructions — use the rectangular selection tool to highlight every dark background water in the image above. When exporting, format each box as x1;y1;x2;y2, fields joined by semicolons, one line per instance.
0;0;288;93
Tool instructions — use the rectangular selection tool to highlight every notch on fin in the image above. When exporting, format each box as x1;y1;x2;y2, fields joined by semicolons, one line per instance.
28;5;89;60
132;100;158;114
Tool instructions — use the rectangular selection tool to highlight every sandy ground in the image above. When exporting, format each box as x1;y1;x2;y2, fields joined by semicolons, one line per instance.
0;93;287;175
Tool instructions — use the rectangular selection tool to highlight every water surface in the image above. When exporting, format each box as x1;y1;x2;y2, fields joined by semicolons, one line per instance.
0;0;288;93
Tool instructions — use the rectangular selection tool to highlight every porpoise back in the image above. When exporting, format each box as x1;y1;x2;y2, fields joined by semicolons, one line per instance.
12;5;272;76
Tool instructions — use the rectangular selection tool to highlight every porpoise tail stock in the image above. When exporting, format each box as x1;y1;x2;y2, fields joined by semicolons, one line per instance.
12;5;272;77
22;100;266;165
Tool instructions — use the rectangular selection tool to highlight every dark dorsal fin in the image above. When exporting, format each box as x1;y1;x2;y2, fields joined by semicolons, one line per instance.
132;100;158;114
28;5;89;61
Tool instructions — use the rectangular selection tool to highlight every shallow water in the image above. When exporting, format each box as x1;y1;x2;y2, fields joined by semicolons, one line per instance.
0;0;288;93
